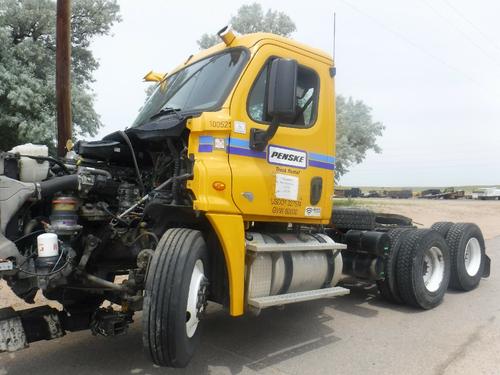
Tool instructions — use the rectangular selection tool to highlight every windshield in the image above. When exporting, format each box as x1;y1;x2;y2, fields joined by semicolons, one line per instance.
132;48;249;127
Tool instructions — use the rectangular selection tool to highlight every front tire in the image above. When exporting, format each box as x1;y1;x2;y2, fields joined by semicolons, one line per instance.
142;228;209;368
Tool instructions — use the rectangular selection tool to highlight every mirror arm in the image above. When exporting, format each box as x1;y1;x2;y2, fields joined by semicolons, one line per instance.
249;117;280;152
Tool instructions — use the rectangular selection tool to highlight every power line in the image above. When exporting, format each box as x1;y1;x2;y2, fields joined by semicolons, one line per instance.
420;0;500;69
338;0;487;89
441;0;500;54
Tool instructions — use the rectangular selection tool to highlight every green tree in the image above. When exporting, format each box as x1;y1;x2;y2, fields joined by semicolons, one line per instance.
335;96;384;177
197;2;296;49
0;0;121;152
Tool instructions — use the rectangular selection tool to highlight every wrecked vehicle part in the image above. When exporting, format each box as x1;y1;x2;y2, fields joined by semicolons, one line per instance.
0;123;192;313
0;176;37;234
0;234;23;269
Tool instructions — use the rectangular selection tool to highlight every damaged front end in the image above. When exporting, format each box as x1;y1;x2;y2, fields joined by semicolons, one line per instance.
0;119;195;350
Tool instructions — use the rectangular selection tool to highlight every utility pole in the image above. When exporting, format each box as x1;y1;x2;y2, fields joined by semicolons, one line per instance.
56;0;72;157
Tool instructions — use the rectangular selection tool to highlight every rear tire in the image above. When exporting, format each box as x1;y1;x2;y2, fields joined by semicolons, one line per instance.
396;229;451;309
430;221;454;237
143;228;209;368
445;223;485;291
377;228;413;304
330;207;376;231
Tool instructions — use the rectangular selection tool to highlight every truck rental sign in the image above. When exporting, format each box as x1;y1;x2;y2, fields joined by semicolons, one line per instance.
267;145;308;169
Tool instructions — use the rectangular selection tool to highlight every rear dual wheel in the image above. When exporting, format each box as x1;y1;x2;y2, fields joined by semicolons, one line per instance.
445;223;486;291
396;229;451;309
430;221;453;237
142;228;209;368
431;222;487;291
377;228;413;304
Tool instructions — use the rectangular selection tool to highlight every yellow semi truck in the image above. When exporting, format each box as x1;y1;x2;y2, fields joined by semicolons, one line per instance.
0;27;490;367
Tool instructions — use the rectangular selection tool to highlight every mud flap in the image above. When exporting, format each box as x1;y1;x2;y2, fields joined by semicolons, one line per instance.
483;255;491;278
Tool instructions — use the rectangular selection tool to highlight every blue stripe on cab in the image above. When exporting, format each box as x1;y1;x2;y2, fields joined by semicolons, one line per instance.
198;144;213;153
199;136;214;145
309;160;335;170
309;152;335;164
229;138;250;149
228;146;266;159
225;137;335;170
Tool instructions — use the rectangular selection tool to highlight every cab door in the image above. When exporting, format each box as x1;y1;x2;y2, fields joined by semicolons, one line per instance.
228;44;335;223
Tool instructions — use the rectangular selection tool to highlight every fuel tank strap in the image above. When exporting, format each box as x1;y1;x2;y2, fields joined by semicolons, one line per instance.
310;233;336;287
266;234;293;295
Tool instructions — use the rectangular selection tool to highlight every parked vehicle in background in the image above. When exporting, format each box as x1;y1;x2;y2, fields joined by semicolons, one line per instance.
474;187;500;200
386;189;413;199
420;187;465;200
335;187;362;198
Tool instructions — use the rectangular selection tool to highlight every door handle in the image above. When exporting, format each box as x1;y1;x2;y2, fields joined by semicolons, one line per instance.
310;177;322;205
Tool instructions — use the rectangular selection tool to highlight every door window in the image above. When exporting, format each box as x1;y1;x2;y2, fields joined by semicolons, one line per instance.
247;58;320;127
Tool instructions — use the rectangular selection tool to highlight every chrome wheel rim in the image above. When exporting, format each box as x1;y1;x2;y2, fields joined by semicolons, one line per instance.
464;237;481;276
186;259;206;338
422;246;445;292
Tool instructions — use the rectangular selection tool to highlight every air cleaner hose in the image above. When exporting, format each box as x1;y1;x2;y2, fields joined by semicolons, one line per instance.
39;175;79;198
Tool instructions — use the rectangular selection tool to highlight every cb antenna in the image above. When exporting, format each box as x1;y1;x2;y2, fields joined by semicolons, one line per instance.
333;12;336;61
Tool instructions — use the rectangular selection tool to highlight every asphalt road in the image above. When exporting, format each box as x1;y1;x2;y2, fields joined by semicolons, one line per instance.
1;237;499;375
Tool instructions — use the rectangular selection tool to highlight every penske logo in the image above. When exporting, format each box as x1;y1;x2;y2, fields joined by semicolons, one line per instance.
268;145;307;169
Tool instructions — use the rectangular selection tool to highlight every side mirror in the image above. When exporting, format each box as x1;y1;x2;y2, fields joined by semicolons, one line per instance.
143;71;166;82
250;59;298;151
267;59;298;118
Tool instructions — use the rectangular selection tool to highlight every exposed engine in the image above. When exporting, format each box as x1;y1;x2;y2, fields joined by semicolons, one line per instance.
0;128;193;311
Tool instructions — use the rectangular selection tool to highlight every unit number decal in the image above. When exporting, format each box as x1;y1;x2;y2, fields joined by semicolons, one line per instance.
268;145;307;169
275;173;299;201
305;206;321;217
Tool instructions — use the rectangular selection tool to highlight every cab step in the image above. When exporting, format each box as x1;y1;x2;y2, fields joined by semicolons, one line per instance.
248;286;350;309
246;242;346;253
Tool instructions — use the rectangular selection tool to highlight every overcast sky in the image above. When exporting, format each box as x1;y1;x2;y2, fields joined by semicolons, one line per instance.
90;0;500;187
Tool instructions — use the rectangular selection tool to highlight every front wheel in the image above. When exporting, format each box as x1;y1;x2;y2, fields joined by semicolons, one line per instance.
142;228;209;368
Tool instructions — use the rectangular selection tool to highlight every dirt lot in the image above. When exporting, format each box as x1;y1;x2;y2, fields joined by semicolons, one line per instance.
1;198;499;311
352;198;500;240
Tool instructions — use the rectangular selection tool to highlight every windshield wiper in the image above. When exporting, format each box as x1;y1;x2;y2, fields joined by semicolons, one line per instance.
149;106;182;121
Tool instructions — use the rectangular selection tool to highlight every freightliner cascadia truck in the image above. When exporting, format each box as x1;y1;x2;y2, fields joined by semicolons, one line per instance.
0;26;490;367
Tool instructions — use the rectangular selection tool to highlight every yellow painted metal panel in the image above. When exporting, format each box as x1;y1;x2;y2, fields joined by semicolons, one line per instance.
186;113;240;214
227;43;335;223
205;213;246;316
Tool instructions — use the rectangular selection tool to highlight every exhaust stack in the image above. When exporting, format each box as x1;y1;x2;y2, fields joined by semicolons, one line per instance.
217;25;236;46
